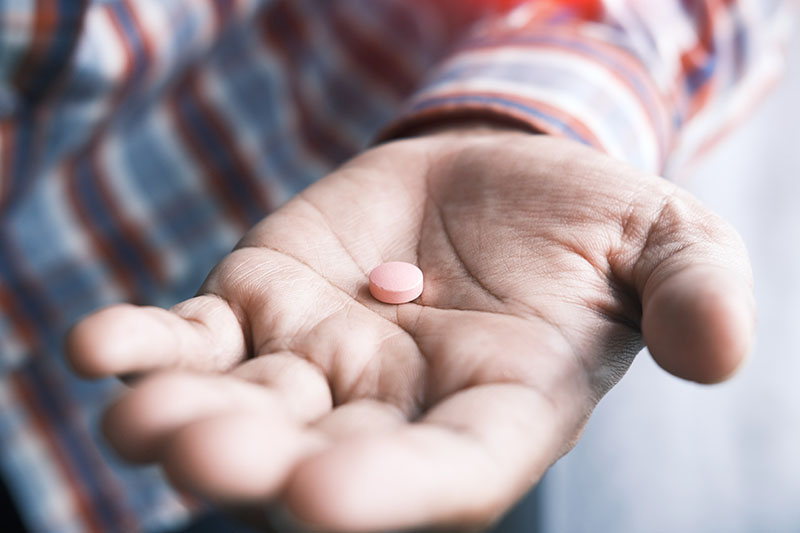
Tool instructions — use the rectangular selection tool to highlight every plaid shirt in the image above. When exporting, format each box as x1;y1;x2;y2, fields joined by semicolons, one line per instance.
0;1;792;531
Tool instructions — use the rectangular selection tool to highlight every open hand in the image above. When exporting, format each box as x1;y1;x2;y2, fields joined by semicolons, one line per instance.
67;129;755;531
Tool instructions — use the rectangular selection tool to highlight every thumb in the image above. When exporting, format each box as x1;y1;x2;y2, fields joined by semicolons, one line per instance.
630;184;756;384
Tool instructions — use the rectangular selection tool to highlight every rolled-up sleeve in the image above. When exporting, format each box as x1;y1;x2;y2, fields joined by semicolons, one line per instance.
384;0;795;174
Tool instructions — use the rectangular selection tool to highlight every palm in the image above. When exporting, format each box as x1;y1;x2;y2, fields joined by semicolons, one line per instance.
68;131;755;532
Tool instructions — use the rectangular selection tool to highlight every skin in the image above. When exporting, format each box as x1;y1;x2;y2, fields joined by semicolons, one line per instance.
66;128;756;532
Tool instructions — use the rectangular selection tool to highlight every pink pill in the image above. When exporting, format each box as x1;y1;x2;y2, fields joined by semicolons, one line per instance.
368;261;423;304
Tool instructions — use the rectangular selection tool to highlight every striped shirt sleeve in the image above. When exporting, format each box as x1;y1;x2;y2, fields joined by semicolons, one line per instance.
384;0;796;174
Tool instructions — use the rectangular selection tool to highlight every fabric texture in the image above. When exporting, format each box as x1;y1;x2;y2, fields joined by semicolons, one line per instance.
0;1;792;531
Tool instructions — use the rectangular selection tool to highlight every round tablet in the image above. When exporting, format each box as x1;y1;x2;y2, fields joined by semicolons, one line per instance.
368;262;423;304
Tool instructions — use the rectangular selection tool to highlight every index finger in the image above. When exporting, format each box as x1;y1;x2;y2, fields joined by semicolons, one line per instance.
66;296;249;378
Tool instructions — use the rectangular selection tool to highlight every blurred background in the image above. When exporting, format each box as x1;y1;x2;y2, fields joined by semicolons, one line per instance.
2;3;795;532
497;23;800;533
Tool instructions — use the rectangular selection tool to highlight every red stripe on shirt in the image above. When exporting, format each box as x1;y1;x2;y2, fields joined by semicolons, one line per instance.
481;91;606;149
64;158;136;299
677;0;725;121
169;69;270;230
259;1;358;164
10;372;106;533
94;150;166;282
11;0;60;95
0;121;14;208
0;282;38;352
209;0;240;32
325;4;417;98
394;88;607;151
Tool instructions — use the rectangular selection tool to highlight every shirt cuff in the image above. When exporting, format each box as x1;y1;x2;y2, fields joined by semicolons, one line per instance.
380;15;674;174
